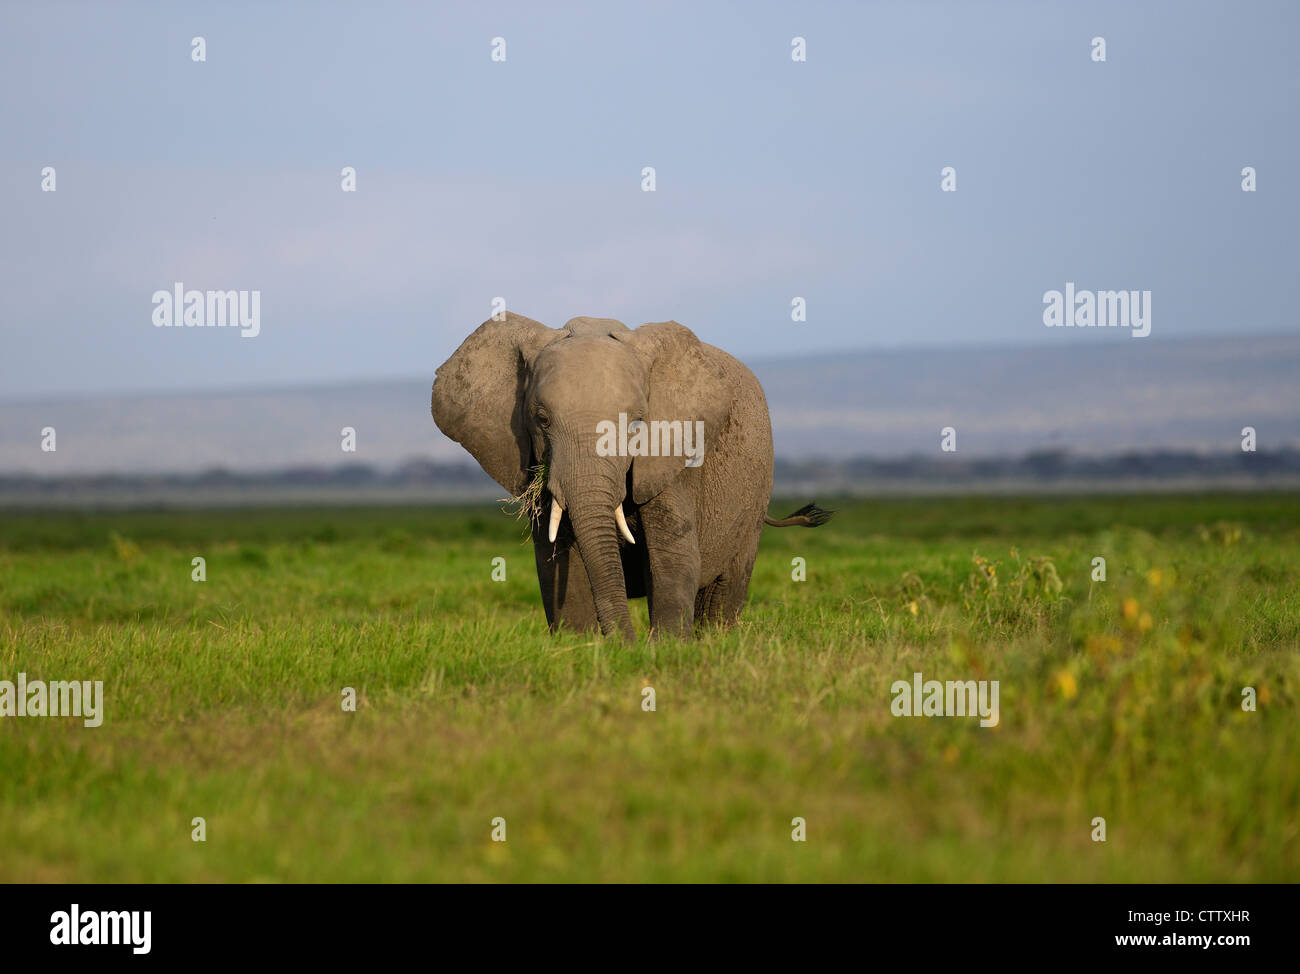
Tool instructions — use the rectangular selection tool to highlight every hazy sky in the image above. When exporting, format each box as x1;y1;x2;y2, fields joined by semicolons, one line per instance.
2;0;1297;400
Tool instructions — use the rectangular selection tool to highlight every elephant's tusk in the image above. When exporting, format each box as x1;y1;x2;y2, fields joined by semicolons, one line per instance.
614;504;635;544
548;498;564;543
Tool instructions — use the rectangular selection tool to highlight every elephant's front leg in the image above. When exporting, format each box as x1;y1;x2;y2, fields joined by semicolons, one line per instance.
639;484;701;639
531;517;599;634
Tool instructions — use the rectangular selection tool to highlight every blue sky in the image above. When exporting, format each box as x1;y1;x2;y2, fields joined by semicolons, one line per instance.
1;0;1297;399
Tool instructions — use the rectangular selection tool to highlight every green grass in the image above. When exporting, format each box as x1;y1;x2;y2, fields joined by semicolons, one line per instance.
0;494;1297;882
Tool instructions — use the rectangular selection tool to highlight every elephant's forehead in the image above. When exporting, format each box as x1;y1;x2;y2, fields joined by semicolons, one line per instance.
538;335;628;365
533;335;645;386
562;316;629;337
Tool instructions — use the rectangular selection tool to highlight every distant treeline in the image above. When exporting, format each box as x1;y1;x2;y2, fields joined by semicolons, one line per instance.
774;448;1300;486
4;450;1300;498
0;459;496;495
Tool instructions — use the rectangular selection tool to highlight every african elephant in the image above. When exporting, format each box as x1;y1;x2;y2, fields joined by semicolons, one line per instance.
431;313;831;641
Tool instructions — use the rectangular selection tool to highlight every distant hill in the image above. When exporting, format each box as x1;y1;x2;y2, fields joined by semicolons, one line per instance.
2;449;1297;509
2;333;1297;477
756;333;1300;459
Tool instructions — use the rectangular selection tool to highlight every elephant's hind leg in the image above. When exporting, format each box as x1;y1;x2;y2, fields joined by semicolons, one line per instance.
695;568;753;629
694;576;727;626
719;562;756;626
709;537;760;629
641;487;701;640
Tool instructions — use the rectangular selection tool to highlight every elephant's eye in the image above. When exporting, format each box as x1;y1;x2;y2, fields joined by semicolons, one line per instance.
536;410;550;429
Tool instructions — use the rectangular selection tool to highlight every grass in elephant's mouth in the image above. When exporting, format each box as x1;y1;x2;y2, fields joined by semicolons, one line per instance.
0;493;1297;882
502;462;549;528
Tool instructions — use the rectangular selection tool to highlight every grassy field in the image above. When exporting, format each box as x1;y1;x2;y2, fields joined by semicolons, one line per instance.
0;493;1297;883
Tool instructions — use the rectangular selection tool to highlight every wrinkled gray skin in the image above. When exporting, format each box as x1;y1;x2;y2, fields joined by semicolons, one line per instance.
432;313;796;641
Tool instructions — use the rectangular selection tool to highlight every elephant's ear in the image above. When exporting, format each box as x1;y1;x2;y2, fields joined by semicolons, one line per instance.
431;313;560;496
622;321;733;505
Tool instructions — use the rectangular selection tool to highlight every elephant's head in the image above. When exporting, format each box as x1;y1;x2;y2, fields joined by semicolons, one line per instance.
431;313;733;640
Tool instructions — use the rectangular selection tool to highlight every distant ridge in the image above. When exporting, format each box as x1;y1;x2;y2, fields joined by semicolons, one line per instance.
1;449;1297;509
2;333;1297;477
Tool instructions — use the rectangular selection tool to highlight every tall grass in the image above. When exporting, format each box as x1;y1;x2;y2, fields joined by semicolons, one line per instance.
0;494;1296;881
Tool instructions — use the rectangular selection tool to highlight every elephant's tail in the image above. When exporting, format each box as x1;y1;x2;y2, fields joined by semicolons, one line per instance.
764;503;835;528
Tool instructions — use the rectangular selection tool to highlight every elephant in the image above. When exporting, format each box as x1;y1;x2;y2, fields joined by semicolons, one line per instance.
431;313;831;641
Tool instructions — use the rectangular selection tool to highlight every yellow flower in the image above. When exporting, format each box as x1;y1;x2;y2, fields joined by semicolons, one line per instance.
1147;568;1163;588
1138;612;1153;633
1122;598;1139;622
1086;634;1122;655
908;600;919;616
1055;669;1078;700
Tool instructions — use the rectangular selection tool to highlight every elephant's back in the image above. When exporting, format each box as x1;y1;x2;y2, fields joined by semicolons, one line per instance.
701;342;773;452
697;342;774;530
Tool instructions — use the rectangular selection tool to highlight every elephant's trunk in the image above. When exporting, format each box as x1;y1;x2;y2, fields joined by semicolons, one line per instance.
549;429;635;640
568;498;635;641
